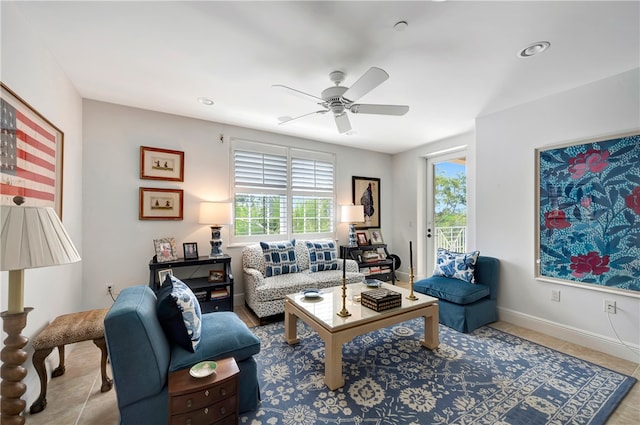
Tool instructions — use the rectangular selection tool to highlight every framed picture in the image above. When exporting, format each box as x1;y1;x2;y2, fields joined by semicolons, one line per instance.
1;83;65;217
153;237;178;263
183;242;198;260
140;146;184;181
535;129;640;294
208;269;226;283
352;176;380;229
369;228;384;244
157;269;173;286
356;231;369;246
139;187;183;220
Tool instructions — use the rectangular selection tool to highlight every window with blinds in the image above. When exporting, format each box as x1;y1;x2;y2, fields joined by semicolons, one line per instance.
232;139;335;243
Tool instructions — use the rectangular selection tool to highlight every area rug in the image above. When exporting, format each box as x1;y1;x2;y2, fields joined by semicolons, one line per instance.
239;319;635;425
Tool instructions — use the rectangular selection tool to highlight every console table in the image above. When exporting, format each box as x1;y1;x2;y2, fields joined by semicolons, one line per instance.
148;255;234;313
341;244;396;283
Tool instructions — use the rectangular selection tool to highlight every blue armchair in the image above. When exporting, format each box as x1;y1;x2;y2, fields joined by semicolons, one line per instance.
104;285;261;424
413;256;500;333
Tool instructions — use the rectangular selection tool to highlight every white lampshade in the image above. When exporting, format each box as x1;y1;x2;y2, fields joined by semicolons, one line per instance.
341;204;365;223
199;202;232;225
1;206;81;271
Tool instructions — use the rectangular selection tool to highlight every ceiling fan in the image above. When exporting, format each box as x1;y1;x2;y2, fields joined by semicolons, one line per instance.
273;67;409;134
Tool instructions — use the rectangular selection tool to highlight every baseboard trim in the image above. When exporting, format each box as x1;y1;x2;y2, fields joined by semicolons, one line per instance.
498;307;639;363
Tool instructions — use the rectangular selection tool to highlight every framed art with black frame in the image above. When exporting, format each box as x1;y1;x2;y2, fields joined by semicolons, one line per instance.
352;176;380;229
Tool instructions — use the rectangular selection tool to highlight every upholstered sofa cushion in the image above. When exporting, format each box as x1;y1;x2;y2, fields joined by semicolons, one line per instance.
433;248;480;283
260;240;300;277
156;276;202;352
413;275;490;305
169;311;260;372
305;240;339;272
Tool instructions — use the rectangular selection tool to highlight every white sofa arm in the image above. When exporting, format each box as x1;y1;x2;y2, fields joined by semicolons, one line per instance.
345;259;359;273
243;267;265;287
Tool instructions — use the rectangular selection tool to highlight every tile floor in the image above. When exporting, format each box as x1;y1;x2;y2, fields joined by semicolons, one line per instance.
22;283;640;425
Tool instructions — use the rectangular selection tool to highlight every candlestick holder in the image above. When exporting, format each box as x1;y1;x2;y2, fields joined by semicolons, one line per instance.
337;278;351;317
406;267;418;300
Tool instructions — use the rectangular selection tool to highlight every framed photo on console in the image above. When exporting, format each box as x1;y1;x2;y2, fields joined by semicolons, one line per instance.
183;242;198;260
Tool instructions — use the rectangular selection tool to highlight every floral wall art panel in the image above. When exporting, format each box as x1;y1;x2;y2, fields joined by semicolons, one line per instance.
536;130;640;294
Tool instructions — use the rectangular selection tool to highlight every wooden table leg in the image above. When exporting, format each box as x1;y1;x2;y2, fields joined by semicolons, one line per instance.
324;335;344;390
284;303;299;345
421;304;440;349
93;338;113;392
29;347;53;414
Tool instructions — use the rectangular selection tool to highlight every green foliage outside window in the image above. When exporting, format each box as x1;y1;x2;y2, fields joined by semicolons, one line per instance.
292;197;333;233
234;194;285;236
435;172;467;227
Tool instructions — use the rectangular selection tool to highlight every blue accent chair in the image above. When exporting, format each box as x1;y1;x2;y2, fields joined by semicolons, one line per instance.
413;256;500;333
104;286;261;425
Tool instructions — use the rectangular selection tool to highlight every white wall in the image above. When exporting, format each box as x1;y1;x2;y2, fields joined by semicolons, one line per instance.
475;68;640;362
1;1;84;405
82;100;393;309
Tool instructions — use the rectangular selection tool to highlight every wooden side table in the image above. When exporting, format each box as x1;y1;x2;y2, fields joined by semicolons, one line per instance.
168;357;239;425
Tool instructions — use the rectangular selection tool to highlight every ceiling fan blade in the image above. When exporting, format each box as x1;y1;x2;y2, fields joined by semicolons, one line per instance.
334;113;352;134
342;67;389;102
278;109;328;125
272;84;325;102
350;104;409;116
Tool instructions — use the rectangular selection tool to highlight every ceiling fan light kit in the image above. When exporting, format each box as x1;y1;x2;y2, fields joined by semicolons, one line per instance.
274;67;410;134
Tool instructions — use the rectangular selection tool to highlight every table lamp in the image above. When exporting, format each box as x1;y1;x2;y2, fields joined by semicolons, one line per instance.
341;204;365;247
199;202;232;257
1;197;81;424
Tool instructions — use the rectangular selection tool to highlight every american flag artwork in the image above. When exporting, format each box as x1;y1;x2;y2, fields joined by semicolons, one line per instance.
1;84;63;216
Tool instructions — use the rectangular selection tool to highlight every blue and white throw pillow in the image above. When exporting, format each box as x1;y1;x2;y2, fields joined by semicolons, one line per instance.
260;239;300;277
305;240;339;272
156;275;202;352
433;248;480;283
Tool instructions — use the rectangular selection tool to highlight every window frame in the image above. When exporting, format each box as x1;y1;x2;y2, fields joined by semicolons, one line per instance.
230;138;336;244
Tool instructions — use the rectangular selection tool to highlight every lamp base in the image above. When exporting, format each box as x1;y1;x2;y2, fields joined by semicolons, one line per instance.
348;224;358;247
1;307;33;425
209;225;224;257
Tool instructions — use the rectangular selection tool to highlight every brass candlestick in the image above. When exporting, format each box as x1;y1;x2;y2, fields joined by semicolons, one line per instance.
406;267;418;300
337;278;351;317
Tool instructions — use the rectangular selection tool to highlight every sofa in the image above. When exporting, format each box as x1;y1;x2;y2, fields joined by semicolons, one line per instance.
104;285;261;424
243;240;364;321
413;255;500;333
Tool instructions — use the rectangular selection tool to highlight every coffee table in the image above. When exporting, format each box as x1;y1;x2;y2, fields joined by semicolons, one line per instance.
284;282;439;390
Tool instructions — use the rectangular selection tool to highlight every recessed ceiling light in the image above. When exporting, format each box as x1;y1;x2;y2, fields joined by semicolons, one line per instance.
518;41;551;58
198;97;214;106
394;21;408;32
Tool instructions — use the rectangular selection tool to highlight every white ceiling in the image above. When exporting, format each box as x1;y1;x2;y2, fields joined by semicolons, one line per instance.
10;1;640;154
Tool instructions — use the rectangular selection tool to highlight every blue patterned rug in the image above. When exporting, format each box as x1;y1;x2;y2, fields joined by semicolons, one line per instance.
239;319;635;425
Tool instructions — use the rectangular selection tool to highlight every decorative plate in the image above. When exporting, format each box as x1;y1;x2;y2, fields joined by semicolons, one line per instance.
365;279;382;288
302;289;322;298
189;361;217;378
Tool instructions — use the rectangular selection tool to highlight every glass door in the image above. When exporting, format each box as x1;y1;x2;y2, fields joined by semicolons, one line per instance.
425;154;467;273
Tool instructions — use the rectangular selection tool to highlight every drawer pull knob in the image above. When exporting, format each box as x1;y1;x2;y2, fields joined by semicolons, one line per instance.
185;420;191;425
214;305;219;311
204;408;209;415
220;389;226;396
186;399;192;408
220;407;226;415
204;390;209;397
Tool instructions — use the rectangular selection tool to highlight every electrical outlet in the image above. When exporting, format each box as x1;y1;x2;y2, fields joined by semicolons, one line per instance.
551;289;560;302
604;300;616;314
